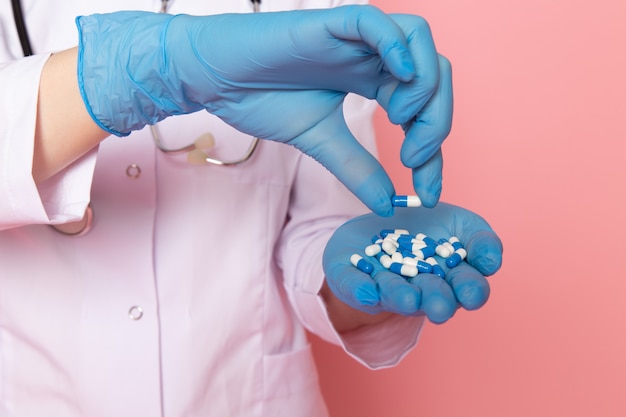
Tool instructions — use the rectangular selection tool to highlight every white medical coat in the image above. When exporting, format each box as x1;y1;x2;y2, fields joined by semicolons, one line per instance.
0;1;424;416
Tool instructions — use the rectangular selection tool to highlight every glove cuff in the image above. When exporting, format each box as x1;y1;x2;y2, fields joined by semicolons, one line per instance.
76;11;204;136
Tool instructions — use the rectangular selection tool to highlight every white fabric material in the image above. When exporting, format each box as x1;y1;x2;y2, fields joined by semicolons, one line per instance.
0;1;424;416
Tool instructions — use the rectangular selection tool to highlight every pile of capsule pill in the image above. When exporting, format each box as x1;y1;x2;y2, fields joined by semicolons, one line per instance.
349;195;467;279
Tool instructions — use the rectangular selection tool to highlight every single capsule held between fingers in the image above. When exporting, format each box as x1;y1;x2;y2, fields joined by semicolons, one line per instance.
391;195;422;208
350;254;374;274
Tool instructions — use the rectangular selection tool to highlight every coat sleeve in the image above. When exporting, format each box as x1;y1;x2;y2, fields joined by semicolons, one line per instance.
276;93;426;370
0;54;97;230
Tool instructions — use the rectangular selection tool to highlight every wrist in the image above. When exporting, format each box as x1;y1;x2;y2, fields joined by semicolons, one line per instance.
319;280;394;334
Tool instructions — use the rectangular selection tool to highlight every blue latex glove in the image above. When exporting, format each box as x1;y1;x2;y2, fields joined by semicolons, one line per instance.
322;203;503;324
75;6;452;216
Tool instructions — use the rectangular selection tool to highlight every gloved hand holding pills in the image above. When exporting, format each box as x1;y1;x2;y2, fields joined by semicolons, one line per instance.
323;199;503;324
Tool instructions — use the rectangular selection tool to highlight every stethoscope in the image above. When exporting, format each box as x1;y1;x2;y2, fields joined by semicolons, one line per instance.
11;0;262;168
10;0;262;235
150;0;261;166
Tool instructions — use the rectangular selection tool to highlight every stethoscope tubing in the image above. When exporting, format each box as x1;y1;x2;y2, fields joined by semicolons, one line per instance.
11;0;33;56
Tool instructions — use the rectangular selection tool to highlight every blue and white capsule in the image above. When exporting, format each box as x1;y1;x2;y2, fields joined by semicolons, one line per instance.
389;262;418;278
391;195;422;208
380;229;410;237
391;252;404;263
445;238;467;268
435;238;455;258
415;233;439;249
445;248;467;268
426;257;446;278
381;238;399;255
398;239;426;253
371;235;383;244
412;245;436;260
415;258;434;274
378;253;393;269
448;236;464;250
350;254;374;274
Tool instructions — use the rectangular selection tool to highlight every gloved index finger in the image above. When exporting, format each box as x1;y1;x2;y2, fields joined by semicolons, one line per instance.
291;100;396;217
325;5;416;82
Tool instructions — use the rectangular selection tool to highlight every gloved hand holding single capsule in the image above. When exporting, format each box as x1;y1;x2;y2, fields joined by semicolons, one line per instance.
322;203;503;324
75;6;452;216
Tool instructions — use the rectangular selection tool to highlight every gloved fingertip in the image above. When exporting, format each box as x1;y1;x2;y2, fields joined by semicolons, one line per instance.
422;295;456;324
418;191;439;209
356;179;395;217
389;49;416;83
412;183;441;209
474;252;503;277
374;204;394;218
455;280;490;311
410;155;443;208
355;285;380;306
387;289;420;315
467;232;504;276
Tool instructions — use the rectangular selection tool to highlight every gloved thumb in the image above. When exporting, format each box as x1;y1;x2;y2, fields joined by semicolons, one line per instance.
289;102;396;217
207;88;395;216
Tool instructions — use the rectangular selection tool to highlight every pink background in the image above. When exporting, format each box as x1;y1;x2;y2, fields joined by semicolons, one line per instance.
311;0;626;416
